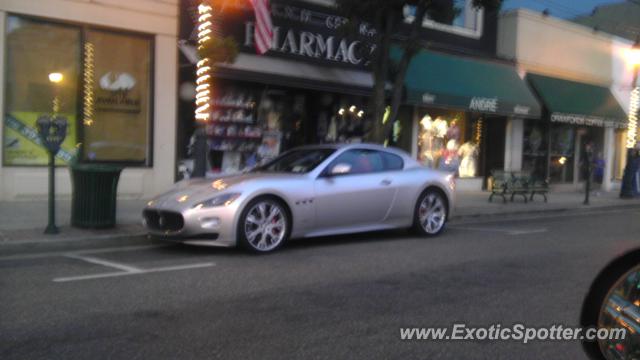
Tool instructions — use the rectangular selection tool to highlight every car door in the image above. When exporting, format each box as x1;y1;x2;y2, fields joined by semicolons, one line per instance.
313;149;398;232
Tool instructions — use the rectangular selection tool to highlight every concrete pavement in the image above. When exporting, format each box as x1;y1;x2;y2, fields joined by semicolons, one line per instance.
1;208;638;359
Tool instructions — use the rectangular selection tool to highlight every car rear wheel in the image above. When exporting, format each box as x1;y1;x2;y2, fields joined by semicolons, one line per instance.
238;197;289;253
413;190;448;236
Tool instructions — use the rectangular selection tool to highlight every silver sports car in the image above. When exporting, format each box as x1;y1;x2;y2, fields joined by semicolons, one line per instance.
143;143;455;253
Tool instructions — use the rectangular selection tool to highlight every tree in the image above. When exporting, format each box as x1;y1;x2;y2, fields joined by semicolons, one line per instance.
336;0;502;144
196;1;239;64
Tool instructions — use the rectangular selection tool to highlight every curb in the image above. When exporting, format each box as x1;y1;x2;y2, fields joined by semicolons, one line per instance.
0;224;149;254
451;202;640;224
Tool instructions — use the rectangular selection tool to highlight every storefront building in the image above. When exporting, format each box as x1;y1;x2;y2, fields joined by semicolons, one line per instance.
392;47;541;190
498;9;637;191
0;0;179;201
177;0;518;186
524;74;626;186
177;0;376;176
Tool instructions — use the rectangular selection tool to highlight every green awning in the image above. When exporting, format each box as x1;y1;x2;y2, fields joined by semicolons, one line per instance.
527;73;627;128
394;48;541;118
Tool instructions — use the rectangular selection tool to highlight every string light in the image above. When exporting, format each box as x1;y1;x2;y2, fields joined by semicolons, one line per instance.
475;118;483;145
195;3;213;123
83;42;95;126
626;86;639;149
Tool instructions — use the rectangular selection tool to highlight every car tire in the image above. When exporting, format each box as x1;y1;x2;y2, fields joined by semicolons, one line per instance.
413;189;448;236
237;196;290;253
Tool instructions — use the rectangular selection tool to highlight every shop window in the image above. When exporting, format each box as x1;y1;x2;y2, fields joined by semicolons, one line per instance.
549;124;575;183
200;81;370;175
522;121;549;180
416;109;480;178
82;30;152;163
3;15;153;166
3;16;80;165
404;0;484;39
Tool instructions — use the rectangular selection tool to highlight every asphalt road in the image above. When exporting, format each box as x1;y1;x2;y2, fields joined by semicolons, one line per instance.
1;208;639;359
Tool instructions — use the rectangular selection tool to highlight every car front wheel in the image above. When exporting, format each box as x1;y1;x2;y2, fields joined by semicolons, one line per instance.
413;190;448;236
238;197;290;253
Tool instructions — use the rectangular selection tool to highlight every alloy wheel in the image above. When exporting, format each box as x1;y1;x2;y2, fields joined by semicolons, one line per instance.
243;200;287;252
418;192;446;235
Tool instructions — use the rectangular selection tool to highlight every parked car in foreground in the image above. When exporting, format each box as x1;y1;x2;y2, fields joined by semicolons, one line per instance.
143;143;455;253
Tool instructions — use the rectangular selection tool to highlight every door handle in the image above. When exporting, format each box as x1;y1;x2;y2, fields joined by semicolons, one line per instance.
381;179;392;186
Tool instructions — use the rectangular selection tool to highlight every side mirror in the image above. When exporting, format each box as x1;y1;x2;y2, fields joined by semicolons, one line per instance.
581;250;640;360
329;163;352;176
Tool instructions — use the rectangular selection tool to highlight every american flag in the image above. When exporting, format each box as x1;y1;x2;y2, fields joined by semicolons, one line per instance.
249;0;273;55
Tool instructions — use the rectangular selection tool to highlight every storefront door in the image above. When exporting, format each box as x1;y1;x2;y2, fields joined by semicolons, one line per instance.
481;117;506;181
576;127;605;185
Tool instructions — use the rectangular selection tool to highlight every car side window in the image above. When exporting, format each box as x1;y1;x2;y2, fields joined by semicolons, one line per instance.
328;149;384;175
381;152;404;171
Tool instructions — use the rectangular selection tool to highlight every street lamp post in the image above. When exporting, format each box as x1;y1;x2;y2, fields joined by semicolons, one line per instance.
620;39;640;199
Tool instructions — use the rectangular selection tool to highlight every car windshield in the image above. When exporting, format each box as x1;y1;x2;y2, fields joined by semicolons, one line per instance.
256;148;336;174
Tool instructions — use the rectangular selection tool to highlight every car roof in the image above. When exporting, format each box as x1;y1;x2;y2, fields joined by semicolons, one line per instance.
292;143;420;167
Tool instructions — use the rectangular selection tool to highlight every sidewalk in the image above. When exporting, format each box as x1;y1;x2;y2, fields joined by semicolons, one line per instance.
1;190;639;245
453;189;640;220
0;199;148;245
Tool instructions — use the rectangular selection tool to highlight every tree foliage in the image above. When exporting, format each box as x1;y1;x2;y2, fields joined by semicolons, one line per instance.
336;0;502;144
198;36;239;64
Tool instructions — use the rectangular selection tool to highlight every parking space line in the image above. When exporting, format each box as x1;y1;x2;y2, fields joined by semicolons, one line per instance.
508;229;548;236
0;244;167;262
450;226;548;236
65;253;143;273
52;262;215;282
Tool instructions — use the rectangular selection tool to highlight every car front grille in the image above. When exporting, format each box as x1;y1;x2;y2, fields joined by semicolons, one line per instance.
144;209;184;232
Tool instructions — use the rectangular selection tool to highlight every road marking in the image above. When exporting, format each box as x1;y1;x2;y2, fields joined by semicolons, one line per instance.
507;229;548;236
0;244;167;261
450;226;548;236
52;262;215;283
64;253;143;273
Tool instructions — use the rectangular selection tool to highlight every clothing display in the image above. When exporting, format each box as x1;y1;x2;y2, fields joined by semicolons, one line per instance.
458;142;478;178
418;113;476;177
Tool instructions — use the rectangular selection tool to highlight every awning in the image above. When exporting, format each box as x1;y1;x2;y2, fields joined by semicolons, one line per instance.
526;74;627;129
394;48;541;118
179;43;374;96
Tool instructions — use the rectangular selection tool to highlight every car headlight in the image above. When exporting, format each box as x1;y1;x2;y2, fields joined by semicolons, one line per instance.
193;193;241;209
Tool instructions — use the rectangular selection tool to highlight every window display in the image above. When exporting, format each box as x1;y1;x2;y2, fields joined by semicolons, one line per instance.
83;30;152;163
549;124;575;183
522;121;549;180
417;110;479;178
198;81;370;175
206;86;261;173
3;16;80;165
2;15;153;166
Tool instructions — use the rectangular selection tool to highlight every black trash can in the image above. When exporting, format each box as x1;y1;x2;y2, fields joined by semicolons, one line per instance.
70;163;123;228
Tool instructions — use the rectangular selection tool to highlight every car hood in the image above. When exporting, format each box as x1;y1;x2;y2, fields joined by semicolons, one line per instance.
149;172;301;209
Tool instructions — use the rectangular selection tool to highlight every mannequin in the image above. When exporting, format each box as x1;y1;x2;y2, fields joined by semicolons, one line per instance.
419;115;435;167
439;139;460;173
458;141;479;178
